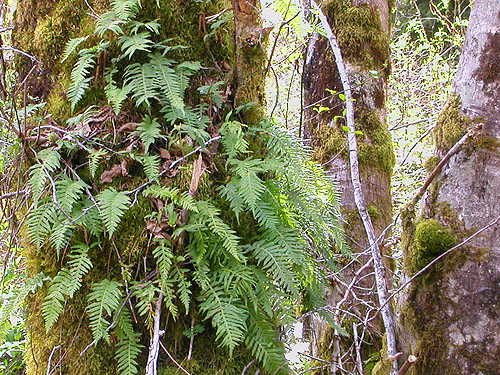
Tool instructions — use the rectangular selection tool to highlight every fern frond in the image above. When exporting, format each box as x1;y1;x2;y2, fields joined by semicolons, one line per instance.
42;268;71;331
136;115;163;153
61;36;89;63
249;239;299;297
129;19;161;35
28;164;47;205
115;309;143;375
67;243;93;296
105;78;131;115
95;11;126;37
195;201;243;261
148;53;184;112
220;120;249;158
111;0;141;20
74;198;104;237
97;188;131;237
68;50;97;111
118;32;154;59
89;149;108;179
151;239;174;289
124;62;157;106
87;279;122;343
173;266;191;313
26;202;57;247
138;155;160;182
245;312;288;375
50;220;74;255
56;176;88;213
199;283;247;356
37;148;61;172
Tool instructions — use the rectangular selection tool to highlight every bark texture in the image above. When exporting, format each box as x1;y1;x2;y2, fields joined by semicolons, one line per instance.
302;0;394;372
397;0;500;374
13;1;267;374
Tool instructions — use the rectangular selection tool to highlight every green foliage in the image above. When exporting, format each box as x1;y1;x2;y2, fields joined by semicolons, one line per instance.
97;188;131;238
87;279;122;343
16;2;347;374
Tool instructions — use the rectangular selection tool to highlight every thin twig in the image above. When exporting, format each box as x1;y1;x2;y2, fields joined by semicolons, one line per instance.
146;293;164;375
46;345;61;375
159;341;192;375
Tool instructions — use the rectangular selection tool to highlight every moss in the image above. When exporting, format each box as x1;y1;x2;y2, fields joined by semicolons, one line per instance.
371;336;391;375
423;154;440;172
406;219;455;275
311;107;394;175
325;0;390;73
433;94;471;153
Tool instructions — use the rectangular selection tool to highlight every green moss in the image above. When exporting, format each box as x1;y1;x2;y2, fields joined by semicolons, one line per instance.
325;0;390;73
371;336;391;375
434;94;471;153
406;219;455;275
423;155;440;172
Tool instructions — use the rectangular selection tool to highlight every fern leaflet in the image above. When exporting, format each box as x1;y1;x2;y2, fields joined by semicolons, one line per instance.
97;188;131;237
87;279;122;343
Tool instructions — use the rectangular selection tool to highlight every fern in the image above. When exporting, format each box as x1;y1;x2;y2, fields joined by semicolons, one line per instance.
89;149;108;178
245;312;288;375
28;164;47;205
195;201;243;262
67;243;94;296
136;115;163;153
148;53;184;112
42;268;70;331
105;70;131;115
37;148;61;172
68;49;97;111
115;309;143;375
199;283;247;356
87;279;122;343
138;155;160;182
151;238;174;289
26;202;57;247
50;221;74;255
111;0;141;20
56;176;88;212
118;32;154;59
61;36;89;63
124;62;157;106
97;188;131;237
95;12;126;37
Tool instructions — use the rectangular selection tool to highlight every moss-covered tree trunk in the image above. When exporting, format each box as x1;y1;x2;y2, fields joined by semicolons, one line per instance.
302;0;394;372
13;1;267;374
397;0;500;374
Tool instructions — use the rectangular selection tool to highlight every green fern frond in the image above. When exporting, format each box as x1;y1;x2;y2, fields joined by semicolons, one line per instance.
199;283;247;356
118;32;154;59
249;239;299;297
105;77;131;115
89;149;108;179
28;164;47;205
245;312;288;374
68;50;97;111
56;176;88;212
97;188;131;237
148;53;184;112
125;62;157;106
138;155;160;182
87;279;122;343
111;0;141;20
42;268;71;331
37;148;61;172
142;184;179;200
50;221;74;255
95;11;126;37
151;238;174;288
220;120;249;158
67;243;93;296
61;36;89;63
173;266;191;313
195;201;243;261
26;202;57;247
115;309;143;375
136;115;163;153
129;19;161;35
74;198;104;237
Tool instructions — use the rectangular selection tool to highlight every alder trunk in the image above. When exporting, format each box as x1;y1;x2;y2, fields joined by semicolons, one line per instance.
13;0;267;374
302;0;394;372
397;0;500;374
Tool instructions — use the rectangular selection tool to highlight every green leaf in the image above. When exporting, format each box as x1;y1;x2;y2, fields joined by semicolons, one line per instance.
118;32;154;59
61;36;89;63
87;279;122;343
97;188;131;237
136;116;163;153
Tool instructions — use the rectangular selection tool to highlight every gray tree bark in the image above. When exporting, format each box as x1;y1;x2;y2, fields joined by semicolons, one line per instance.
397;0;500;374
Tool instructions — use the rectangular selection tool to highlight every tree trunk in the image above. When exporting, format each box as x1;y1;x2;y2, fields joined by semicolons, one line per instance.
397;0;500;373
302;0;394;372
13;1;267;374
